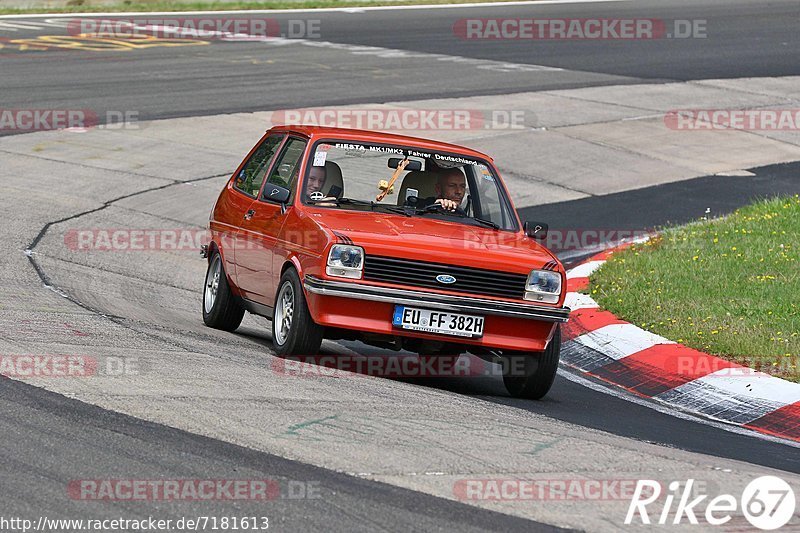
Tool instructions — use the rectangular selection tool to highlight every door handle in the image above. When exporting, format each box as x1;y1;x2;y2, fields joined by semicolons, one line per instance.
244;209;255;221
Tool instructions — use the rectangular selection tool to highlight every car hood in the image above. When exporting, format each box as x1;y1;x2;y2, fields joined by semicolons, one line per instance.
310;209;559;275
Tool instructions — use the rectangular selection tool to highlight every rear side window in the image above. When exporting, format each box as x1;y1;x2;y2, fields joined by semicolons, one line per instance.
234;134;283;197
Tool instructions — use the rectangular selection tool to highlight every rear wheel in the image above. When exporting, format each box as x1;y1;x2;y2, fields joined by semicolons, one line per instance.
502;326;561;400
272;268;324;356
203;252;245;331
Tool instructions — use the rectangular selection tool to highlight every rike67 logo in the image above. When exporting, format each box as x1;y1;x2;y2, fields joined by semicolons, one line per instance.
626;476;796;530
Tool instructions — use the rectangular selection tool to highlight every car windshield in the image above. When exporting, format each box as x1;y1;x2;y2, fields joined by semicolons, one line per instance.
301;140;518;231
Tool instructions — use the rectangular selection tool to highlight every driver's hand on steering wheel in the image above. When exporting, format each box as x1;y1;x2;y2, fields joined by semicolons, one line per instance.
435;198;459;211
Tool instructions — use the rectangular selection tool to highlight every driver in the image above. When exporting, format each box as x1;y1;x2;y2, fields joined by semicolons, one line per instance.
306;165;327;198
422;167;467;211
305;165;340;206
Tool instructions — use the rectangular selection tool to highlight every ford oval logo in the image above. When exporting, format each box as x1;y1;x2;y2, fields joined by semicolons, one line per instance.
436;274;457;284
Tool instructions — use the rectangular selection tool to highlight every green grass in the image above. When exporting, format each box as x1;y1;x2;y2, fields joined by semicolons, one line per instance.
0;0;532;15
588;195;800;381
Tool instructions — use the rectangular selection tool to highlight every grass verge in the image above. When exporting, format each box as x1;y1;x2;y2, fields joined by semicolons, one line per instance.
1;0;529;15
588;195;799;381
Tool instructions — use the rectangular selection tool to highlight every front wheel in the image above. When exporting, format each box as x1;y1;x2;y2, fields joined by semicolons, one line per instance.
203;252;245;331
272;268;324;356
502;326;561;400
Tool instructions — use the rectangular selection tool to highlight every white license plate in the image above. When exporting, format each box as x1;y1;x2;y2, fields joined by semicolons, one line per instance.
392;306;484;338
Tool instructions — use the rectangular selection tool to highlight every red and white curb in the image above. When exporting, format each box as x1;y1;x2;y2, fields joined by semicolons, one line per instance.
562;243;800;443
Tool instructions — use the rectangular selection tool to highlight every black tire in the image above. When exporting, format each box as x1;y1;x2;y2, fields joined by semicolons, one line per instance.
202;251;245;331
502;326;561;400
272;268;324;356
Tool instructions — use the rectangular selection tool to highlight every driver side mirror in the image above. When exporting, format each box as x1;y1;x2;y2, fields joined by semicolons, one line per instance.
524;221;548;240
262;184;291;204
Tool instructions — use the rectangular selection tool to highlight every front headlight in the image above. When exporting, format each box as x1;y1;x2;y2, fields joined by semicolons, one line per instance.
524;269;561;303
326;244;364;279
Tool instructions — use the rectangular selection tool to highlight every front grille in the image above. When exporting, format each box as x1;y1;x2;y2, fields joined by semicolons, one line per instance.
363;255;527;300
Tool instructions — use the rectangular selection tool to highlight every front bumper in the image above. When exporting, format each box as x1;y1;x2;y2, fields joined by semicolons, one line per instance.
304;276;570;322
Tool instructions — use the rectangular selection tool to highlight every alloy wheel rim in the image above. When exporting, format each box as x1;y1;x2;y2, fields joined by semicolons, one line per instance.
274;281;295;345
204;256;221;314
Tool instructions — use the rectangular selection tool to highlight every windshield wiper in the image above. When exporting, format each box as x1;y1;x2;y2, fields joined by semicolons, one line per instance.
471;217;500;230
335;197;367;206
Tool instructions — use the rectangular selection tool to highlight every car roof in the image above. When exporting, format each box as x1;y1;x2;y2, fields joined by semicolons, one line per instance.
268;125;493;162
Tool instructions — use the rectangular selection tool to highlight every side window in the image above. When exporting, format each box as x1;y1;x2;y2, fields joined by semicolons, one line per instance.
234;134;283;197
469;163;513;229
264;138;307;198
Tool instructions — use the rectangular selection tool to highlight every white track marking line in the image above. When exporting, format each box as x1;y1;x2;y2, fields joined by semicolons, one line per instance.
0;0;632;19
558;367;800;448
299;39;561;71
564;291;599;310
0;18;71;31
0;21;52;30
131;24;563;72
566;260;605;279
573;323;674;360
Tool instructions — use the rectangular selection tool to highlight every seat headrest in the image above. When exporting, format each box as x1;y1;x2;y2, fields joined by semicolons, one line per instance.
396;171;438;205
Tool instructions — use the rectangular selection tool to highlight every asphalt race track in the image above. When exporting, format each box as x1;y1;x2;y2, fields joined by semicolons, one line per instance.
1;0;800;531
1;0;799;126
0;377;561;532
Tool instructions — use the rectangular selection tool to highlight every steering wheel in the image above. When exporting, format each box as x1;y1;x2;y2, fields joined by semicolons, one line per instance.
423;202;467;217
